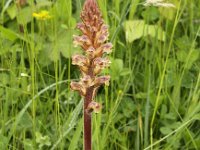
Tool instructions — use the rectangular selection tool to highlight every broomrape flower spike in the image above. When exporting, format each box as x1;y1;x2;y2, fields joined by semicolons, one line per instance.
32;10;52;20
70;0;112;149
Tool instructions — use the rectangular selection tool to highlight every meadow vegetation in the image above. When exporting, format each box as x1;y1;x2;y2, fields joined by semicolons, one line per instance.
0;0;200;149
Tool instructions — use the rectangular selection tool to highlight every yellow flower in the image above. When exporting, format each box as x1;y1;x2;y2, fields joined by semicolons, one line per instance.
32;10;52;20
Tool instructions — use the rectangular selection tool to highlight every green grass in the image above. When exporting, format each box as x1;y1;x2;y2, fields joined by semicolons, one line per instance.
0;0;200;149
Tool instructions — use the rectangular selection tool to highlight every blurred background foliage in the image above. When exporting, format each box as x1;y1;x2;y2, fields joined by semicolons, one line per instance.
0;0;200;149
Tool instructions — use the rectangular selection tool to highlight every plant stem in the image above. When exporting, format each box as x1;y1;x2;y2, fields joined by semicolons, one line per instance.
84;87;94;150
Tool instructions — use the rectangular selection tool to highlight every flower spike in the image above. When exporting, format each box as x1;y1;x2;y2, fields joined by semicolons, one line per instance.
70;0;112;149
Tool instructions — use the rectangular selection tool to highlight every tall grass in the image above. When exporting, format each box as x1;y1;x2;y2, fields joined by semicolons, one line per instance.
0;0;200;149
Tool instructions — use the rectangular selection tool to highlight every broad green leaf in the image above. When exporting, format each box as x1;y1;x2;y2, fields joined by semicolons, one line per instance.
23;139;34;150
0;88;4;97
159;7;176;20
177;49;199;69
175;36;194;51
16;113;32;131
124;20;145;43
182;72;195;88
177;50;187;62
159;0;179;20
48;29;79;61
142;7;160;22
6;4;17;19
38;44;53;67
120;68;131;76
17;7;33;24
124;20;166;43
110;58;124;80
160;127;173;135
169;122;182;129
36;132;51;149
147;25;166;41
185;50;200;69
122;98;136;118
164;113;177;120
193;113;200;121
49;46;60;61
105;58;131;79
160;104;168;119
135;92;148;99
0;73;9;85
58;30;74;58
150;94;164;107
0;25;29;42
0;25;18;41
35;0;52;8
165;70;177;87
167;58;177;71
0;135;8;150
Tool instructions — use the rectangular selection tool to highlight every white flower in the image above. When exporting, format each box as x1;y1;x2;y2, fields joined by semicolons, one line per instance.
144;0;175;8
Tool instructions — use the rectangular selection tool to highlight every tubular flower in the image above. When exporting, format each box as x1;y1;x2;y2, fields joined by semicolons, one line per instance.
86;101;102;114
70;0;112;107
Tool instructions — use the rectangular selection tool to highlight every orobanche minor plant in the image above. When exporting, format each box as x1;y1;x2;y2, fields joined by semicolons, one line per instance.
70;0;112;149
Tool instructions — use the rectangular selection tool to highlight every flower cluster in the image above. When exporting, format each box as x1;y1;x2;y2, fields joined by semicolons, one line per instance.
143;0;175;8
71;0;112;114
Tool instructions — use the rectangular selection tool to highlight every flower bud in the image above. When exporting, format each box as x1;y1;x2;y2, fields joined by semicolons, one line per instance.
70;82;86;96
101;43;113;54
72;54;89;66
93;57;111;74
100;25;109;34
80;75;94;88
93;42;112;58
73;35;91;47
86;46;95;58
86;101;102;114
76;23;87;34
94;75;110;87
96;33;108;44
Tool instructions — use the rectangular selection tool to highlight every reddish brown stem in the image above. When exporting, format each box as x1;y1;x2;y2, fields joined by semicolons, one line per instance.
84;87;94;150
